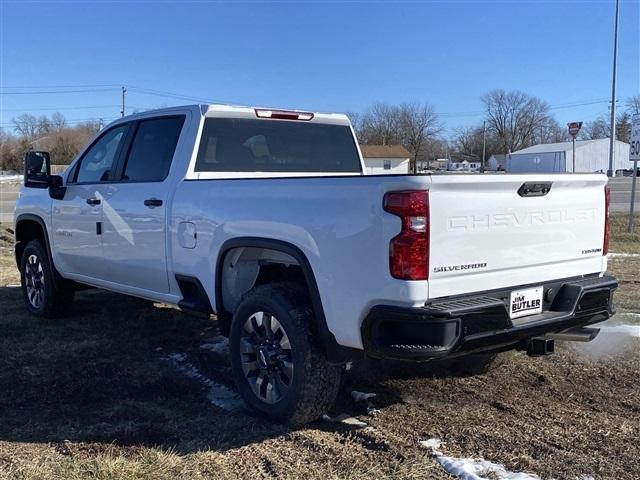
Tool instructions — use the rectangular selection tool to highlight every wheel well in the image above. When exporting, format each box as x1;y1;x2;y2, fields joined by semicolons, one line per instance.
218;247;307;330
14;218;47;270
215;238;362;364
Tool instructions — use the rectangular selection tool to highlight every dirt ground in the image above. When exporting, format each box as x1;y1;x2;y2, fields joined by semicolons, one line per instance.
0;219;638;480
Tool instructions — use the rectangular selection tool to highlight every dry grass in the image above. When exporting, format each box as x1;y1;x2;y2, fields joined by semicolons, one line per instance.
608;214;640;254
0;220;638;480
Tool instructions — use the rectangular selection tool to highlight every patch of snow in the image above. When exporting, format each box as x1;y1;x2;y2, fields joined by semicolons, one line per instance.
164;352;243;412
200;336;230;356
322;413;368;427
0;174;22;183
420;438;541;480
6;283;21;288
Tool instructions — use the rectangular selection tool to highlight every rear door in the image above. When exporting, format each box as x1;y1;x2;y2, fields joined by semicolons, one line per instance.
99;115;186;293
427;174;608;299
52;124;129;278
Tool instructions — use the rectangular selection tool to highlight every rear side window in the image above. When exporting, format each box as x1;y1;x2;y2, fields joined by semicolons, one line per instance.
195;118;361;173
74;125;127;183
122;116;185;182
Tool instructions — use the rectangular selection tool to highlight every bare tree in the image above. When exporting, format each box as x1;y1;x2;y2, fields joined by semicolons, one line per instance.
452;124;505;163
2;113;104;168
616;111;631;143
482;89;551;152
50;112;68;130
581;115;610;140
397;102;443;173
580;112;632;142
626;95;640;115
453;125;483;158
12;114;41;139
358;103;403;146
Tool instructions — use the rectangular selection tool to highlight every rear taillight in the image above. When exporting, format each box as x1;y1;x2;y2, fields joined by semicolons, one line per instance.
383;190;429;280
603;185;610;255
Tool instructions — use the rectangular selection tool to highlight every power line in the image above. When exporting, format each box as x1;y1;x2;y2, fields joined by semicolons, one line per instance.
0;88;121;95
127;86;216;104
0;84;122;89
1;105;120;112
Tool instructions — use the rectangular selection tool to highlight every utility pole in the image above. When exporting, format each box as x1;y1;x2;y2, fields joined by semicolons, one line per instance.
120;86;127;117
607;0;619;177
481;120;486;173
572;136;576;173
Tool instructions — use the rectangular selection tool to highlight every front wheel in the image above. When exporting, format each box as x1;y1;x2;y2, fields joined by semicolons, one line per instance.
229;283;342;425
20;239;74;318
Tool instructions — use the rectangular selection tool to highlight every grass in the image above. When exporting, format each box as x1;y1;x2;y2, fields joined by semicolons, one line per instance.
607;214;640;312
0;219;638;479
608;214;640;254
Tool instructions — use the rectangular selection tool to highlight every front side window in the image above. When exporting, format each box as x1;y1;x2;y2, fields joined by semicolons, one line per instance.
75;125;127;183
195;118;361;173
121;116;185;182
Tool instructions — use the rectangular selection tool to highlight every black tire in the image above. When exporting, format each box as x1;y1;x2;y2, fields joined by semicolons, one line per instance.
229;282;342;425
20;239;74;318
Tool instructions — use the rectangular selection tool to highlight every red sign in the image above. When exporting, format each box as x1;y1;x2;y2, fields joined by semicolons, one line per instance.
567;121;583;137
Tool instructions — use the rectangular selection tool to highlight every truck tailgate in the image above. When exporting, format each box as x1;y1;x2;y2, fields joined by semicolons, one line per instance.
427;174;608;299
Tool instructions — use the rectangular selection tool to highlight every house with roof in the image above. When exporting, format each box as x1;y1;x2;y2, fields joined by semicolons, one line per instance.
359;145;411;175
507;138;630;174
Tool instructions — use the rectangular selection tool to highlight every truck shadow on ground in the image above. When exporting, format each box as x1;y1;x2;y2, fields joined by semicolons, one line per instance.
0;285;417;454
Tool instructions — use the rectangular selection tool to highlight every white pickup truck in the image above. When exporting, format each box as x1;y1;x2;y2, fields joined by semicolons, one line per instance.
14;104;617;424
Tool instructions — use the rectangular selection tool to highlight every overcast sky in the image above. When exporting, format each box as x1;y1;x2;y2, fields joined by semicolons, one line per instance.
1;0;638;135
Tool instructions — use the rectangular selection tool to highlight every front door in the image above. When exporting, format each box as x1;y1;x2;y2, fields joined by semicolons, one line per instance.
52;124;129;278
100;116;185;293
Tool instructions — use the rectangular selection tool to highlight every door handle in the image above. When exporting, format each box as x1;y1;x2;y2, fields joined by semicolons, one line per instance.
144;198;163;207
86;197;101;205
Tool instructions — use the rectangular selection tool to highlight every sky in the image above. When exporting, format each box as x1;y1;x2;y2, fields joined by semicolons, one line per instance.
1;0;639;137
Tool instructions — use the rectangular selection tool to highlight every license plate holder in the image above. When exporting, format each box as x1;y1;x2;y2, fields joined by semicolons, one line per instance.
509;287;543;320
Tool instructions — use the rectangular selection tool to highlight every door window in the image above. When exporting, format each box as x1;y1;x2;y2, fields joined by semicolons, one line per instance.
74;125;127;183
121;116;185;182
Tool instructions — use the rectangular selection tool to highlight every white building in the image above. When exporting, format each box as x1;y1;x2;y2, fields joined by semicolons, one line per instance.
448;160;480;172
359;145;410;174
507;139;630;174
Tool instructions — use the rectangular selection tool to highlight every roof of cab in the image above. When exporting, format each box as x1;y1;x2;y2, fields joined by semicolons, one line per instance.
106;103;352;128
202;104;352;126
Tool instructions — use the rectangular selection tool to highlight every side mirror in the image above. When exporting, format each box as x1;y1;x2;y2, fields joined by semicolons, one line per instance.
24;151;51;188
49;175;66;200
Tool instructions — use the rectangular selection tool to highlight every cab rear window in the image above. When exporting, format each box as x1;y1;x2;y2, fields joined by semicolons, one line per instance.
195;118;361;173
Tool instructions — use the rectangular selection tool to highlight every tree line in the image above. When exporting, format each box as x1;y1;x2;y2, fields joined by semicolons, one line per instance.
353;92;639;173
1;114;102;171
1;91;639;172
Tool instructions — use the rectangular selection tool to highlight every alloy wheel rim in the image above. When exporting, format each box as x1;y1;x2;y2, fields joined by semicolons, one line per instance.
24;254;45;309
240;311;293;404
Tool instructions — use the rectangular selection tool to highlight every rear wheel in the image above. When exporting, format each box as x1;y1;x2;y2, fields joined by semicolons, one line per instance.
20;239;74;318
229;283;342;425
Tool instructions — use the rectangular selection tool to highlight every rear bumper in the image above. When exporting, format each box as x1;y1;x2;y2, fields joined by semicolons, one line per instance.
362;274;617;361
